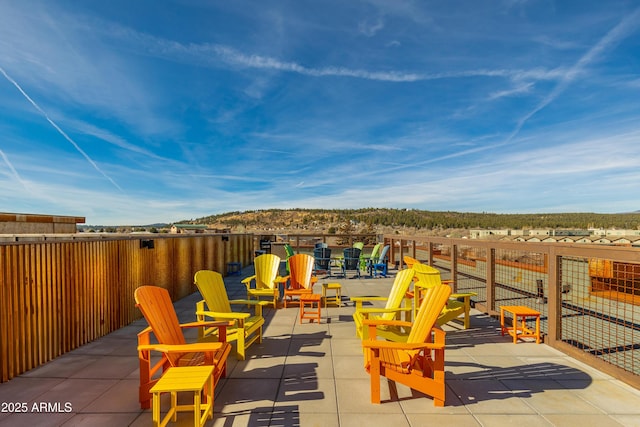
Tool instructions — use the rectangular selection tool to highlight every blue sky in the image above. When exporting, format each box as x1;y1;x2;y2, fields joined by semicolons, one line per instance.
1;1;640;225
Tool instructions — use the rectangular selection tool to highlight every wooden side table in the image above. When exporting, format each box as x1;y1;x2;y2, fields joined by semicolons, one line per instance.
300;293;322;323
322;282;342;307
150;366;214;427
500;305;541;344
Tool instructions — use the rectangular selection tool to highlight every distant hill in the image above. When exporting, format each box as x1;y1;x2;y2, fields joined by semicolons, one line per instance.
189;208;640;234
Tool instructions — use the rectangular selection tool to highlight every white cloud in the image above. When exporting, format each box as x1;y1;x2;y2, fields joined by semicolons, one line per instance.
489;82;534;100
358;17;385;37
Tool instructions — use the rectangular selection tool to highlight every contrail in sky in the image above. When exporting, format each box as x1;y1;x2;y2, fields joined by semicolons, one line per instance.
506;7;640;144
0;65;122;191
0;148;28;189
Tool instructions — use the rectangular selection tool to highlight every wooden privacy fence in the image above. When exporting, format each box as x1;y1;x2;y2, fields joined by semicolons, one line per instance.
0;234;253;382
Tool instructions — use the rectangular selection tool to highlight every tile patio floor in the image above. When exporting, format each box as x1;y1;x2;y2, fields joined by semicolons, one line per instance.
2;266;640;427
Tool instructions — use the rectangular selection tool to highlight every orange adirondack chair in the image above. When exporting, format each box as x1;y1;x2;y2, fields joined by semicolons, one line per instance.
403;255;420;268
362;284;452;406
241;253;282;308
351;268;415;339
276;253;318;308
134;285;232;409
194;270;267;360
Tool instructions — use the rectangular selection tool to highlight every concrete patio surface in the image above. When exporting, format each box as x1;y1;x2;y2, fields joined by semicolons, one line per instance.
2;266;640;427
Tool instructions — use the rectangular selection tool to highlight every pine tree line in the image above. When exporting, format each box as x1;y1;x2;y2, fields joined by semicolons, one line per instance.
191;208;640;231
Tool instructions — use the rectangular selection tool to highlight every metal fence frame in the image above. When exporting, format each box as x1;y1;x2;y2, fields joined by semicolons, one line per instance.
383;234;640;389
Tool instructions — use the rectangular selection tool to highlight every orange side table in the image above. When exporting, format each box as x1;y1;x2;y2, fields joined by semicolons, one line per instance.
300;294;322;323
500;305;541;344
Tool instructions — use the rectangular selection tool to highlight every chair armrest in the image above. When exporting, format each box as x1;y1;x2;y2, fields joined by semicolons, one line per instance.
350;296;387;309
241;275;256;285
351;296;388;302
362;340;444;351
139;342;227;355
274;276;289;284
363;318;412;328
229;299;269;306
197;310;250;320
357;307;411;316
450;292;477;303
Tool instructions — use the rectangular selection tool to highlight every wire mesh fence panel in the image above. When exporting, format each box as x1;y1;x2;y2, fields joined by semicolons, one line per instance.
560;256;640;376
456;245;487;306
494;248;549;334
431;243;452;274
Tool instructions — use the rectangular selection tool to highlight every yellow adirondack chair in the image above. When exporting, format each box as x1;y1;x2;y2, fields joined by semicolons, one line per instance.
134;285;232;409
194;270;267;360
241;253;282;308
351;268;415;339
362;284;452;406
411;262;475;329
276;253;318;308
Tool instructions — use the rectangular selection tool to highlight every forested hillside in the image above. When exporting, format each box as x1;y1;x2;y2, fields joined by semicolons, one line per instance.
190;208;640;232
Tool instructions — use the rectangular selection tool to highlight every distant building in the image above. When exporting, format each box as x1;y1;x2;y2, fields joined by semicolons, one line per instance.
170;224;209;234
0;212;85;234
469;229;511;239
472;226;640;246
591;228;640;237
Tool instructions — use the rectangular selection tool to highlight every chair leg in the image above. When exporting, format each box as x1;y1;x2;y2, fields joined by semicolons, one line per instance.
369;350;381;404
237;332;246;361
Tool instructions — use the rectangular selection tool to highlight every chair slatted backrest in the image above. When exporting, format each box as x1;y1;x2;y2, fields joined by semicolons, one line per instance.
287;253;316;290
381;268;415;320
284;244;295;258
369;243;382;261
406;284;452;345
284;244;295;273
343;247;361;270
194;270;232;313
412;262;442;288
376;245;390;264
254;253;281;290
403;255;419;268
134;286;186;364
313;247;332;271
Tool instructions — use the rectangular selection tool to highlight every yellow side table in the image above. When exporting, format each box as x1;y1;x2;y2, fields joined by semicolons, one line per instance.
322;282;342;307
150;366;214;427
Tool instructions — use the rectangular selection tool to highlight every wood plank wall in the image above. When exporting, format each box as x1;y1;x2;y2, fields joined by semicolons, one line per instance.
0;234;253;382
